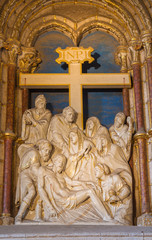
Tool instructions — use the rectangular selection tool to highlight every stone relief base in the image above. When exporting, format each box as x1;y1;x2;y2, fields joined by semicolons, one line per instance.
137;213;152;226
0;225;152;240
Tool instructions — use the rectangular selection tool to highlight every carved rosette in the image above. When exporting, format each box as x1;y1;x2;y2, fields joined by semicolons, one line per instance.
18;47;41;73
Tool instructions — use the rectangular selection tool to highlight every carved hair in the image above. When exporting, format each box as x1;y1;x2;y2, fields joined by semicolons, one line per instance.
35;139;52;151
35;94;46;106
62;106;77;119
85;116;101;137
115;112;126;123
95;163;111;175
53;154;67;169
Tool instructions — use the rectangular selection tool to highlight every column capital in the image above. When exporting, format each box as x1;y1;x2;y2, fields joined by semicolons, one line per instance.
141;30;152;59
3;38;21;65
114;45;128;72
18;46;41;73
129;38;142;64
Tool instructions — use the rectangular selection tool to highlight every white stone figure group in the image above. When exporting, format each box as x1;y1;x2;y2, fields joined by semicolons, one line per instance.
15;94;133;225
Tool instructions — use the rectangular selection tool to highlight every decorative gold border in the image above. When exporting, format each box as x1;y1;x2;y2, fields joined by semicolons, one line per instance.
1;213;11;217
134;132;148;141
148;128;152;136
4;132;16;140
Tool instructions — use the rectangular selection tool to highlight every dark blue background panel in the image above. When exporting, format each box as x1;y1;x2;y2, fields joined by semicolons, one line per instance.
35;31;74;73
30;89;69;116
83;89;123;129
33;31;123;127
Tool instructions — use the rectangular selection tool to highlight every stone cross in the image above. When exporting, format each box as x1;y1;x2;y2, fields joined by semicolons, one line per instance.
19;47;131;128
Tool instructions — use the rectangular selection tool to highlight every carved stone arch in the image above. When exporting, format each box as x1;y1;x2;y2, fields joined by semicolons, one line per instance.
77;16;132;44
0;0;150;41
16;14;75;44
21;21;76;47
76;21;128;47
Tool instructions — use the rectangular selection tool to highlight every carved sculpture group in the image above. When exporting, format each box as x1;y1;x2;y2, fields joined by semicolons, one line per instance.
15;95;133;225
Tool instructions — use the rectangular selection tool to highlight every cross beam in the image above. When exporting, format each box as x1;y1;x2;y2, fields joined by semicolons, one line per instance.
19;47;131;128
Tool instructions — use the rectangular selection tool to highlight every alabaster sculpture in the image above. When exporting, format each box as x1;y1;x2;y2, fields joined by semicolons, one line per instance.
15;96;133;225
21;94;52;145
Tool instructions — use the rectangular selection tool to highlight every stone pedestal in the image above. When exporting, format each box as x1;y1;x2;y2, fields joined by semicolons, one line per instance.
137;213;152;226
0;215;14;225
0;225;152;240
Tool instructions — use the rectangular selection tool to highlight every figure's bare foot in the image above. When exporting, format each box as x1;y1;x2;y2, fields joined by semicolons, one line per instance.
50;209;57;217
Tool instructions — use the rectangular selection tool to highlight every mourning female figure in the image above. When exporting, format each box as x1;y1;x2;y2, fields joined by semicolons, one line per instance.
84;116;111;146
65;127;95;181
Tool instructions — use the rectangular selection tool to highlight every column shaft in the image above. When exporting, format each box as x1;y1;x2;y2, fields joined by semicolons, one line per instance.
132;63;144;130
2;64;16;216
147;58;152;123
132;62;150;214
138;137;150;214
122;88;130;117
6;64;16;131
2;137;13;215
22;88;29;114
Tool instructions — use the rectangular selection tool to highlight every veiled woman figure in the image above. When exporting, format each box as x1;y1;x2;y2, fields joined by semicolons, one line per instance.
65;127;95;181
84;117;111;146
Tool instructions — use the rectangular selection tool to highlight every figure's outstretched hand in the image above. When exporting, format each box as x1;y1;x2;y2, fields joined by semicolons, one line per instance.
127;116;132;126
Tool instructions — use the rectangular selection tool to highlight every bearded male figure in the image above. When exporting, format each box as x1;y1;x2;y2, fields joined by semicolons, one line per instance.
22;95;52;145
15;139;55;224
47;106;77;154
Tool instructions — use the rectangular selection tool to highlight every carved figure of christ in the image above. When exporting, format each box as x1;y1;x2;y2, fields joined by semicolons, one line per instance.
19;47;131;128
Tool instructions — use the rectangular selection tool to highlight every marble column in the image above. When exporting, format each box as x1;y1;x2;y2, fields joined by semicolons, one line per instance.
115;46;130;116
18;46;41;114
129;38;151;225
142;31;152;133
1;39;21;225
0;33;5;137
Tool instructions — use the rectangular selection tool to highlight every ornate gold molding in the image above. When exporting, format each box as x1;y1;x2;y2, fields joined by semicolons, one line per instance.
1;213;11;217
129;38;142;64
15;137;24;144
3;132;16;140
148;128;152;137
134;131;148;141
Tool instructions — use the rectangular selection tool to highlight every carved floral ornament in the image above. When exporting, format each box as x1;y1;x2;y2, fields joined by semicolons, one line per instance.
3;39;21;64
18;47;41;73
114;46;128;72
